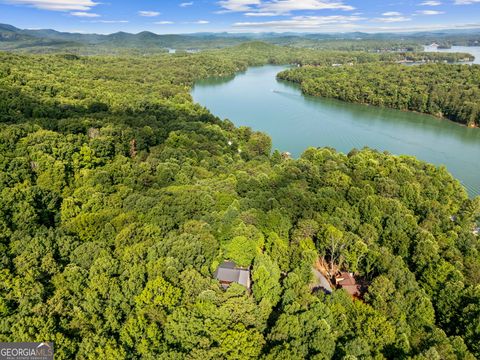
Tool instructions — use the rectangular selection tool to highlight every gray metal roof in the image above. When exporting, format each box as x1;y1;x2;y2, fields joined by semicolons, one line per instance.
215;262;250;288
216;267;242;283
237;270;250;288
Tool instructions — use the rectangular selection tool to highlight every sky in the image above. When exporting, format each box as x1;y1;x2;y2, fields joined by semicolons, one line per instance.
0;0;479;34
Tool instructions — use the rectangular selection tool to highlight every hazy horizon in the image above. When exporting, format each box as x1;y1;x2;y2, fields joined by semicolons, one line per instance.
3;22;480;37
1;0;480;35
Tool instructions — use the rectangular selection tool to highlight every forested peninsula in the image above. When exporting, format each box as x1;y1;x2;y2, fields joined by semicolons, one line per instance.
278;63;480;127
0;42;480;359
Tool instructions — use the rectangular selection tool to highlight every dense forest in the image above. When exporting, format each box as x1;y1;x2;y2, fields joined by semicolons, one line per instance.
0;42;480;359
278;63;480;127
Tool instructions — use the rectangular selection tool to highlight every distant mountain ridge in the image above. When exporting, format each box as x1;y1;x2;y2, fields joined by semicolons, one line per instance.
1;23;479;54
0;23;249;51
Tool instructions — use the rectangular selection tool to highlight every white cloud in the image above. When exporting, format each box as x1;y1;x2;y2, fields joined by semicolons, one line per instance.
195;20;210;24
5;0;98;11
420;1;441;5
138;11;160;17
245;12;278;16
155;21;174;24
374;16;411;23
219;0;354;15
416;10;444;14
95;20;128;23
382;11;402;16
70;11;99;17
234;15;363;30
180;2;193;7
262;0;354;13
218;0;260;12
454;0;480;3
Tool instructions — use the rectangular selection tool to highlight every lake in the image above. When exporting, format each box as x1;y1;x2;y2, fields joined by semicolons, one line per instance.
424;45;480;64
192;65;480;197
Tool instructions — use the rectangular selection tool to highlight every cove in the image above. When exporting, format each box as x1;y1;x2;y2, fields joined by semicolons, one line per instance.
192;65;480;197
425;45;480;64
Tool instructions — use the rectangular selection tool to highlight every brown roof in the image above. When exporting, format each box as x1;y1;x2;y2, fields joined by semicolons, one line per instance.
336;272;361;297
336;272;356;286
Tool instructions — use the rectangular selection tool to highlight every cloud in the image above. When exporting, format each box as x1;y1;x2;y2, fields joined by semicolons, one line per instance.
218;0;354;15
373;16;411;23
70;11;99;17
5;0;98;11
420;1;441;5
261;0;354;13
138;11;160;17
245;12;278;16
454;0;480;3
194;20;210;24
155;21;174;24
91;20;128;23
416;10;444;14
218;0;260;12
234;15;363;30
180;1;193;6
382;11;402;16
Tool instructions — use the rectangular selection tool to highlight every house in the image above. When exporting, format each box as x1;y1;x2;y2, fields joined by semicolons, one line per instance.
281;152;292;160
335;272;361;297
214;261;251;290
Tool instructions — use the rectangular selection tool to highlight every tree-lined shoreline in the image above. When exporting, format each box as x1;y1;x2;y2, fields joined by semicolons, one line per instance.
278;63;480;128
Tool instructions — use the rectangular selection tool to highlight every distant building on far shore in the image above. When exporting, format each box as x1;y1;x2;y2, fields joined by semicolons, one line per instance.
281;152;292;160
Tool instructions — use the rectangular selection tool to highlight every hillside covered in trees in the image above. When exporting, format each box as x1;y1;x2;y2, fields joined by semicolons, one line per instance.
278;63;480;128
0;43;480;359
1;22;480;54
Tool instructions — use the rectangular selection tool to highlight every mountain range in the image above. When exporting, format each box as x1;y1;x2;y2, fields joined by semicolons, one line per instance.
1;23;479;54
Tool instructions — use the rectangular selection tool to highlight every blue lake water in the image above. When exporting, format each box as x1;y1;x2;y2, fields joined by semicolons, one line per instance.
192;64;480;197
425;45;480;64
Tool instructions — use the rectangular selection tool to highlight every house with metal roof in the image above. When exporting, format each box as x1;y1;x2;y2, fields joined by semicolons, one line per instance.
214;261;251;290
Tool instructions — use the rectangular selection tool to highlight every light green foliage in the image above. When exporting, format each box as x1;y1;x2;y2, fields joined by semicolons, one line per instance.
224;236;258;267
135;276;182;312
252;254;281;306
265;232;290;272
164;293;265;359
266;302;337;359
